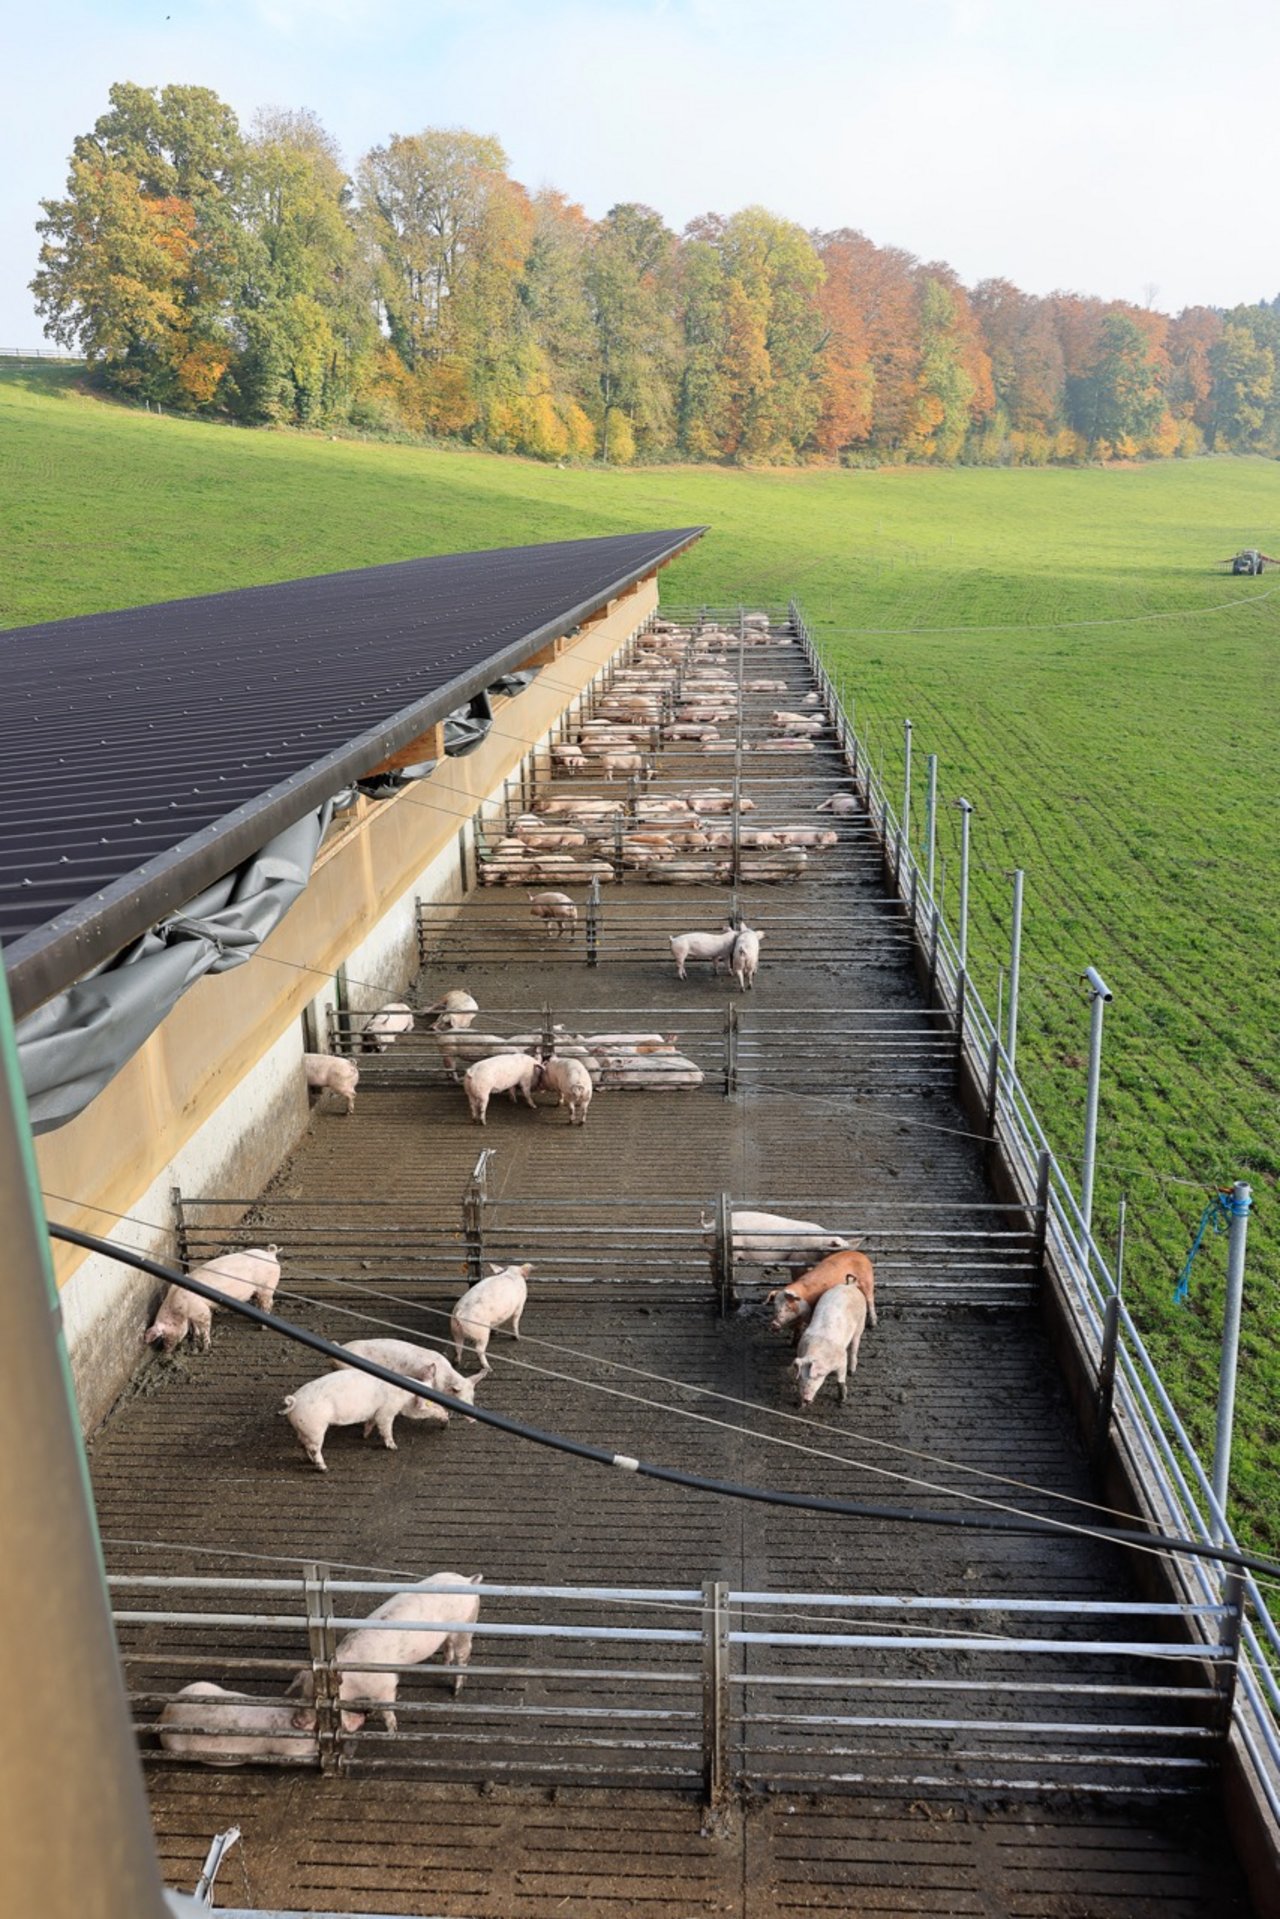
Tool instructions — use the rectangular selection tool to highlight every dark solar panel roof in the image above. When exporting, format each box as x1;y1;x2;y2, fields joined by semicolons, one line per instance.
1;527;704;1016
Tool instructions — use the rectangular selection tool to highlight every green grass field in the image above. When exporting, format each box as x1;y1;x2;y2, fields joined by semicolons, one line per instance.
4;361;1278;1549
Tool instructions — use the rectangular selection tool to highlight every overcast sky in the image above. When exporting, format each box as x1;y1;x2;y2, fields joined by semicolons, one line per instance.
4;0;1279;345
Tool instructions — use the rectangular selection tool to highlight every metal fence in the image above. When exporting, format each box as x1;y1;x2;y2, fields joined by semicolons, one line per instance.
176;1149;1040;1314
112;1566;1236;1802
786;596;1280;1828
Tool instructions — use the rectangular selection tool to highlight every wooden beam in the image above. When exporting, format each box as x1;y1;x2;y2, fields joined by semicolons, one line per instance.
363;723;445;777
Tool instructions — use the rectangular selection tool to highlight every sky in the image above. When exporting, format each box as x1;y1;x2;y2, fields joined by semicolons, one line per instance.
3;0;1279;345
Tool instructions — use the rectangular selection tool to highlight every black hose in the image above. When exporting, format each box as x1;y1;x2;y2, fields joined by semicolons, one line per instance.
52;1221;1280;1585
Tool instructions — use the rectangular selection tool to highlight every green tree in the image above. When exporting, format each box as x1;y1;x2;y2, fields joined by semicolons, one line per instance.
585;203;680;460
233;109;371;424
1211;310;1280;450
1067;311;1164;452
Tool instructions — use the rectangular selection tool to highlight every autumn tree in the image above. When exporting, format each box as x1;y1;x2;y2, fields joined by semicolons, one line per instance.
1166;307;1223;440
971;279;1065;446
816;231;921;455
908;271;993;460
357;129;532;436
810;234;874;456
32;82;244;405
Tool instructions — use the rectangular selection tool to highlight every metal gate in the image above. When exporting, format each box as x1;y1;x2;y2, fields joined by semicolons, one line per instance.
113;1568;1237;1803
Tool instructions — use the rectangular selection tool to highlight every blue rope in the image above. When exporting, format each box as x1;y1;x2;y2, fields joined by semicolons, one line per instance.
1173;1191;1238;1304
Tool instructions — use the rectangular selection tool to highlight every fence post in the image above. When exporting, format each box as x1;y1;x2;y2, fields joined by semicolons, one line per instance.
713;1192;735;1317
899;718;912;879
540;1002;556;1061
927;903;940;1006
170;1185;189;1272
586;875;601;967
1093;1293;1122;1472
1079;968;1113;1240
1212;1182;1254;1540
701;1579;731;1816
462;1152;490;1282
955;800;973;970
953;969;968;1076
983;1037;1002;1173
1006;869;1024;1076
303;1561;342;1777
724;1001;739;1096
1215;1570;1245;1731
1032;1148;1052;1282
924;753;938;905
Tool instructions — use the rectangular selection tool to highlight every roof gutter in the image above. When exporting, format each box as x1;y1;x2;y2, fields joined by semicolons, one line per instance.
3;527;705;1021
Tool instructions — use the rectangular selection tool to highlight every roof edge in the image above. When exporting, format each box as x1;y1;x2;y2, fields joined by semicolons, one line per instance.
3;527;705;1021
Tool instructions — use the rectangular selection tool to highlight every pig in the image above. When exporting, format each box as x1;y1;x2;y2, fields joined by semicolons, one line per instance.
361;1003;413;1053
517;828;587;851
767;1250;877;1341
687;791;754;814
730;925;764;993
793;1284;869;1406
776;829;839;849
452;1264;531;1375
288;1574;484;1733
637;797;690;816
599;1051;704;1089
705;1210;851;1273
663;724;720;742
433;1032;523;1077
462;1051;540;1125
816;793;859;816
670;926;739;979
281;1368;444;1473
580;1032;677;1054
536;1054;594;1125
334;1339;478;1414
760;737;815;752
549;743;587;772
426;989;479;1030
528;890;578;938
601;751;648;781
144;1246;282;1354
802;691;821;706
304;1052;359;1115
158;1683;318;1768
745;679;788;692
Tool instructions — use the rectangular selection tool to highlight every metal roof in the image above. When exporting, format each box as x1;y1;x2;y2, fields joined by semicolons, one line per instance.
1;526;705;1018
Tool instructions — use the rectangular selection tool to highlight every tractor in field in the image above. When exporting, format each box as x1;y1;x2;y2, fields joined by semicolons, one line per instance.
1221;548;1279;574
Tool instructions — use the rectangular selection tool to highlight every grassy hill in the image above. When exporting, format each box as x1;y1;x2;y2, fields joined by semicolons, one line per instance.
4;361;1278;1549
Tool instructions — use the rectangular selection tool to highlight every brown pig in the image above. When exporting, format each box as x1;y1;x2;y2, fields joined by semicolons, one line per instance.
766;1249;876;1342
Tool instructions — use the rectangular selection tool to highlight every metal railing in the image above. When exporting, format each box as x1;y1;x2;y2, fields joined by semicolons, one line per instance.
787;595;1280;1827
112;1566;1234;1803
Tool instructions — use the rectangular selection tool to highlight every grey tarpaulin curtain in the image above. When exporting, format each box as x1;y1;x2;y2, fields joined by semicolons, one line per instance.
15;803;333;1135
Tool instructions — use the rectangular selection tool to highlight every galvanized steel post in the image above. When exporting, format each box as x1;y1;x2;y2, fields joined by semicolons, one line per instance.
1079;967;1113;1240
1094;1207;1123;1473
1212;1182;1253;1538
304;1561;342;1777
1006;869;1024;1075
925;753;938;904
586;875;601;966
701;1579;731;1814
899;718;912;883
955;799;973;971
713;1192;734;1317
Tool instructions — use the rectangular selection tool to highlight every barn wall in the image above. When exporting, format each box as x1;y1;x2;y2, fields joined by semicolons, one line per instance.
41;577;656;1430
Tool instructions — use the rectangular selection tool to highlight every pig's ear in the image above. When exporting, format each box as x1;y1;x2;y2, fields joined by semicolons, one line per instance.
763;1289;779;1305
756;930;765;943
470;1573;484;1585
488;1264;505;1276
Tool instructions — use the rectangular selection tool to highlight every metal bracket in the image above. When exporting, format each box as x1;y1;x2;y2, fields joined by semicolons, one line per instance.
303;1560;342;1776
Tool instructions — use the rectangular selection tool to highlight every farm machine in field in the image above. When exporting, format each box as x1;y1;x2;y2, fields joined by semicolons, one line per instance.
1221;547;1280;574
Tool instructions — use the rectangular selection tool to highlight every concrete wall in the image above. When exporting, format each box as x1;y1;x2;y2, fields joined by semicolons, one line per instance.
40;577;657;1431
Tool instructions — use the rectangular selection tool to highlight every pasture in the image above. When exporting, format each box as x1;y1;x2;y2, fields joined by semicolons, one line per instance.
2;361;1277;1549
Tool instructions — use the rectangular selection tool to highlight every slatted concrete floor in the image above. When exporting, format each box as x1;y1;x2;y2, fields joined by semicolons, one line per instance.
88;625;1256;1913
